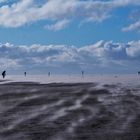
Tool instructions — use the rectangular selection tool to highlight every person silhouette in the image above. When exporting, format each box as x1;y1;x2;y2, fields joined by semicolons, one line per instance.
81;70;84;78
48;72;51;77
2;70;6;79
24;72;27;77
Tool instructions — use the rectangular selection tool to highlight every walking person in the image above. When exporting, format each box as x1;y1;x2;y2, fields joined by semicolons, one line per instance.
2;70;6;79
24;72;27;77
81;70;84;78
48;72;51;77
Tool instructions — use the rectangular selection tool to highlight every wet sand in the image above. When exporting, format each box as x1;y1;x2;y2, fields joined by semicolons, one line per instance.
0;82;140;140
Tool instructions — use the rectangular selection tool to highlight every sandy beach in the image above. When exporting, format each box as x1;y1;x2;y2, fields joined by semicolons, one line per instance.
0;0;140;139
0;77;140;140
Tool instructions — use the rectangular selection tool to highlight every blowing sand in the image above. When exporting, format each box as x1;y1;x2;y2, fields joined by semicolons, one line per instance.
0;79;140;140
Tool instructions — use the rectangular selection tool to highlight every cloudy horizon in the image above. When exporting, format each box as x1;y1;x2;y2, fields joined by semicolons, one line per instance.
0;0;139;74
0;40;140;74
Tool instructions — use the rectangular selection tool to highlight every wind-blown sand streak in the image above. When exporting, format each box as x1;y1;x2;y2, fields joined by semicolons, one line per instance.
0;82;140;140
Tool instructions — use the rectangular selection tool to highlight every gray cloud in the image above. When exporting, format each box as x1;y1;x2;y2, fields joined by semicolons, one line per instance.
0;40;140;73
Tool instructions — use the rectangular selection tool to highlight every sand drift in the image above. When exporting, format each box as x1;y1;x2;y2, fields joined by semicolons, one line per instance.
0;82;140;140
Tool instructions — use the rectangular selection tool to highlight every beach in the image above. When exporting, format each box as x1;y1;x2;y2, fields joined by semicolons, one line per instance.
0;75;140;140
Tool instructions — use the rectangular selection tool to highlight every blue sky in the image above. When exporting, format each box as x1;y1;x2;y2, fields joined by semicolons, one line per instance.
0;0;140;74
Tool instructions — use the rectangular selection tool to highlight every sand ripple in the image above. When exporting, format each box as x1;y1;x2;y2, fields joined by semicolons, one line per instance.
0;82;140;140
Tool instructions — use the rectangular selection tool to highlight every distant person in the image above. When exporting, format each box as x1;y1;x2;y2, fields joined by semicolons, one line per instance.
138;71;140;75
81;70;84;78
24;72;27;77
2;70;6;79
48;72;51;77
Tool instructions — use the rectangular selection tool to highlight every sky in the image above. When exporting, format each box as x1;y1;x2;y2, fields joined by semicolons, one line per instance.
0;0;140;74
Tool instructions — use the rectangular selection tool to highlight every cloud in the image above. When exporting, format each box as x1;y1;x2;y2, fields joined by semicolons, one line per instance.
45;19;70;31
122;21;140;32
122;8;140;32
0;0;139;28
112;0;140;6
0;0;6;3
0;40;140;73
126;40;140;57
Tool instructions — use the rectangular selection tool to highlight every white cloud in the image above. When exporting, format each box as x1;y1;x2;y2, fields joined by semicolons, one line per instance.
122;20;140;32
122;8;140;32
0;40;140;73
126;40;140;57
45;19;70;31
112;0;140;6
0;0;6;3
0;0;139;28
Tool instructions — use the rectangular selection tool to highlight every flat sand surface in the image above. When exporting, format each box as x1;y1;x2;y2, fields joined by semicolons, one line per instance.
0;81;140;140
